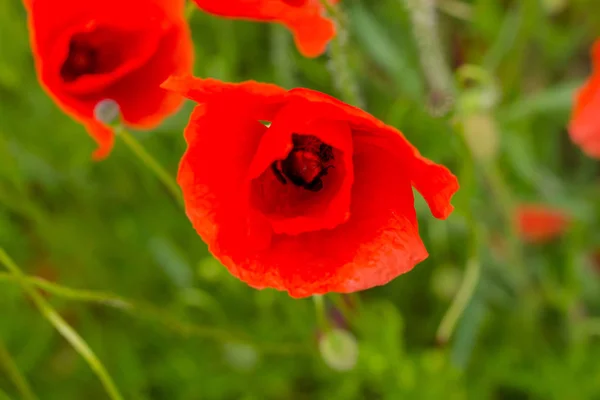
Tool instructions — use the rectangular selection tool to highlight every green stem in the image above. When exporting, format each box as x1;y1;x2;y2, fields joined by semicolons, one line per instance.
0;337;38;400
0;248;124;400
185;0;196;20
585;318;600;337
116;126;184;208
0;272;310;356
0;387;13;400
403;0;455;114
436;258;481;344
437;0;472;20
319;0;363;107
271;24;297;88
313;295;330;333
330;294;354;327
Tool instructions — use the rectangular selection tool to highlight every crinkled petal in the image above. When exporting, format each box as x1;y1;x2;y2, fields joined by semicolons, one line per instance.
286;88;459;219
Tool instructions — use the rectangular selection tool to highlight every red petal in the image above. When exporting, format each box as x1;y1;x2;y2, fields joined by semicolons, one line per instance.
515;204;571;243
569;40;600;159
192;0;335;57
178;106;272;252
286;88;459;219
220;140;428;297
162;75;288;121
85;120;115;160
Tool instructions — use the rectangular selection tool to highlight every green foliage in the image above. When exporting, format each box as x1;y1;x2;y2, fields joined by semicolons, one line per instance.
1;0;600;399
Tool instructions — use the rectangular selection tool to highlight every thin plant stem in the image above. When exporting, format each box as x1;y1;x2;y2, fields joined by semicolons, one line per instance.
585;318;600;337
319;0;363;108
313;295;330;332
437;0;472;21
0;387;13;400
270;24;296;88
115;125;184;208
435;120;483;344
403;0;455;115
0;337;38;400
0;248;124;400
0;272;310;356
436;258;481;344
185;0;196;20
330;294;354;327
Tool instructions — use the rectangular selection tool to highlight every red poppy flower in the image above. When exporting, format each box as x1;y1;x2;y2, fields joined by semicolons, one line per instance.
23;0;194;159
192;0;338;57
569;39;600;158
163;76;459;297
515;204;571;243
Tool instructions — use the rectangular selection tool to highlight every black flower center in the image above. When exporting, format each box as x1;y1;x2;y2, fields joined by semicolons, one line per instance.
59;29;125;83
271;134;334;192
60;38;99;82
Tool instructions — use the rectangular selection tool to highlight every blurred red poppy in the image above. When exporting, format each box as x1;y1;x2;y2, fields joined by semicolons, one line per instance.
23;0;194;159
569;40;600;158
515;204;571;243
163;76;459;297
192;0;338;57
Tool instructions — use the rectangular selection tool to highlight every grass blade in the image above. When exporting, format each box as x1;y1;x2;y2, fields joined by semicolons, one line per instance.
0;248;123;400
0;337;37;400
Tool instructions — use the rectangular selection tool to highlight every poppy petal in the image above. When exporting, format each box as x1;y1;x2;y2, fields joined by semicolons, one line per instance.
162;75;288;121
178;105;271;249
219;141;428;297
286;88;459;219
86;120;115;160
569;40;600;158
192;0;336;57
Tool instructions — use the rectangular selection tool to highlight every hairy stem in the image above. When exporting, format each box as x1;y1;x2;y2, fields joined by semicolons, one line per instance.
403;0;455;114
319;0;363;107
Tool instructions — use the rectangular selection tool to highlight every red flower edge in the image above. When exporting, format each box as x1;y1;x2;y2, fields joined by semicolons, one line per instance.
192;0;338;57
163;75;459;297
569;39;600;159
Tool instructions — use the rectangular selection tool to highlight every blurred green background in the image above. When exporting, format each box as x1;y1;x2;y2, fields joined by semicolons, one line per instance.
1;0;600;398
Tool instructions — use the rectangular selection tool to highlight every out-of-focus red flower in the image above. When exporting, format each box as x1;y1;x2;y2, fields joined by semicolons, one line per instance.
569;40;600;158
515;204;571;243
163;76;459;298
23;0;194;159
192;0;338;57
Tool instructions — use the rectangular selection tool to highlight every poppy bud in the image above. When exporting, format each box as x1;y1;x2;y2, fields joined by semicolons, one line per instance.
223;342;259;371
94;99;121;126
461;112;499;163
318;328;358;371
